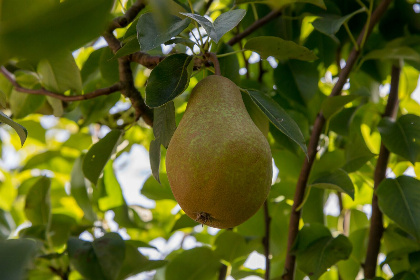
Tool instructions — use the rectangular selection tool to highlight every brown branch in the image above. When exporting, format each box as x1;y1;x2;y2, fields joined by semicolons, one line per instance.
263;200;271;280
364;64;400;278
227;9;282;46
282;1;393;279
107;0;146;32
0;66;121;102
206;53;221;75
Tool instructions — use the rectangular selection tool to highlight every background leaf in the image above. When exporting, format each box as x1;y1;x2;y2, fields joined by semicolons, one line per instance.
0;239;38;280
245;36;318;61
24;176;51;226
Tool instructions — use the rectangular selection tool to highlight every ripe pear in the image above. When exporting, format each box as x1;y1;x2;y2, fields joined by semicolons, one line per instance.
166;75;272;229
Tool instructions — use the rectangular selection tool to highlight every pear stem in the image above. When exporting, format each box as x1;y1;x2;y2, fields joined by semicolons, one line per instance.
206;52;221;76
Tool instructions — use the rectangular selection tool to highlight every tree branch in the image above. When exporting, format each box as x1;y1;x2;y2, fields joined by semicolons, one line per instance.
107;0;146;32
227;9;282;46
206;52;221;75
282;1;393;279
364;64;400;278
0;66;121;102
263;200;271;280
218;263;228;280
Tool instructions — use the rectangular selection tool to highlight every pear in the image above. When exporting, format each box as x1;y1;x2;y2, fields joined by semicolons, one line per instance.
166;75;272;229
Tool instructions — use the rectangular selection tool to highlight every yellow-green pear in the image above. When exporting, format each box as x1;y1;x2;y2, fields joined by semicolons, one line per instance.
166;75;272;229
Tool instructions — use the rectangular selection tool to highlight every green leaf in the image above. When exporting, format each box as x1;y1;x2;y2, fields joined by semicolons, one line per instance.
218;43;240;85
0;111;27;146
377;176;420;241
145;53;193;108
309;169;355;200
149;139;162;183
98;161;125;211
9;90;45;119
113;38;140;59
214;231;248;263
80;92;121;127
165;247;221;280
141;173;175;201
118;244;167;280
212;9;246;43
137;13;191;52
37;51;82;93
99;47;119;84
71;155;96;222
321;95;360;120
24;176;51;226
153;101;177;149
362;46;420;64
0;239;38;280
46;96;64;117
0;209;14;240
67;237;107;280
247;89;307;156
165;38;196;50
171;214;199;232
83;129;122;184
245;36;318;61
92;233;126;280
312;8;365;41
378;114;420;164
391;272;420;280
0;0;114;61
293;225;352;279
180;13;215;40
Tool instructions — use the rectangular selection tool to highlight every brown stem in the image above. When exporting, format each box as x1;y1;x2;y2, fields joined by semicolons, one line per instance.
218;263;228;280
227;9;282;46
282;1;393;279
364;65;400;279
207;53;221;75
0;66;121;102
263;200;271;280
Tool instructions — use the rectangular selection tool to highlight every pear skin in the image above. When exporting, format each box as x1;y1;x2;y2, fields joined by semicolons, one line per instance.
166;75;272;229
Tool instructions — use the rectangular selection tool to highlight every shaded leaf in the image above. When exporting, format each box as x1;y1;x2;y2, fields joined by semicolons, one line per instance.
153;101;176;149
245;36;318;61
137;13;191;52
71;155;96;222
180;13;215;40
214;231;248;263
37;51;82;93
118;244;167;280
377;176;420;241
0;0;114;62
312;8;365;41
171;214;199;232
0;239;38;280
0;111;27;146
363;46;420;64
83;129;122;184
247;89;307;155
149;139;161;183
145;53;193;108
24;176;51;226
92;233;126;280
378;114;420;164
309;169;354;200
165;247;221;280
322;95;360;120
113;38;140;59
142;173;175;201
293;224;352;279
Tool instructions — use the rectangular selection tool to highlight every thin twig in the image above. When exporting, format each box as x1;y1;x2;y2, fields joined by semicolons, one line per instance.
364;64;400;278
282;1;393;279
263;200;271;280
227;9;282;46
0;66;121;102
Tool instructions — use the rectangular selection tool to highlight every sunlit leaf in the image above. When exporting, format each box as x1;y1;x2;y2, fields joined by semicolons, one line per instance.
142;173;175;201
83;129;122;184
0;111;27;146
